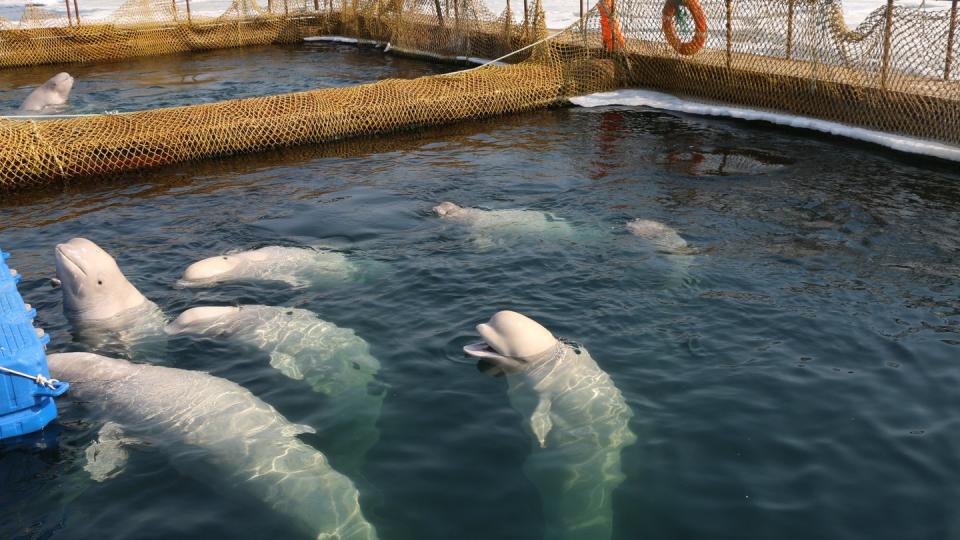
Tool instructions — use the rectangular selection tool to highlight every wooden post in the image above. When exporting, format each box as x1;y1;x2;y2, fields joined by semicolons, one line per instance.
284;0;288;15
185;0;192;23
73;0;80;25
579;0;584;32
523;0;528;38
64;0;73;26
267;0;272;12
786;0;794;59
880;0;894;88
314;0;320;11
725;0;732;68
946;0;958;80
433;0;444;26
172;0;179;19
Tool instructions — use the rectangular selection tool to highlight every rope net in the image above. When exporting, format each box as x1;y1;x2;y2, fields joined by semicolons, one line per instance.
0;0;958;191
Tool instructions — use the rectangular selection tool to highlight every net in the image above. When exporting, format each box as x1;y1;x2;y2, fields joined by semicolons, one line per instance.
0;0;957;192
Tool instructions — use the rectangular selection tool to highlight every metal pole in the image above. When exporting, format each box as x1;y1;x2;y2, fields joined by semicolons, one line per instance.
172;0;179;19
881;0;894;88
523;0;528;38
64;0;73;26
185;0;192;23
786;0;794;59
268;0;272;12
284;0;288;15
725;0;732;68
73;0;80;25
946;0;958;80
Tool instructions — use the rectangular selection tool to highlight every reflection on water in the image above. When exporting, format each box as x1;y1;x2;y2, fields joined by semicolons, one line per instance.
0;91;958;540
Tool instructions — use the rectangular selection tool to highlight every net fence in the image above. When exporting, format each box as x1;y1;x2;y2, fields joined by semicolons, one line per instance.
0;0;957;192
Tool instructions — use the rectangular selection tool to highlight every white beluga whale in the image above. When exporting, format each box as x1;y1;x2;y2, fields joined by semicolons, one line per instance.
433;201;575;247
19;72;74;113
47;352;378;540
464;311;636;540
178;246;356;288
165;305;384;469
626;219;691;254
54;238;166;358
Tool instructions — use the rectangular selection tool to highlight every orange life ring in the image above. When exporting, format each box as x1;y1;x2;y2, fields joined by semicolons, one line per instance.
598;0;626;52
661;0;707;56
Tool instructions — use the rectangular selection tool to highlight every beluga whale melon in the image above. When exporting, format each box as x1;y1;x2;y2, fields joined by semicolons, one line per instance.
47;352;379;540
54;237;166;358
464;310;636;540
165;305;384;469
433;201;576;247
178;246;356;288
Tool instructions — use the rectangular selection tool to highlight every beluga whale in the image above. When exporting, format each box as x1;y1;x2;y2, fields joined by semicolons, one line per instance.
164;305;384;469
433;201;576;248
626;219;697;285
54;237;166;358
19;72;74;113
464;310;636;540
177;246;356;288
47;352;379;540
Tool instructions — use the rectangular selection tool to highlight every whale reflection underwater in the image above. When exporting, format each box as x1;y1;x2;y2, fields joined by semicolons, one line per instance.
466;311;636;540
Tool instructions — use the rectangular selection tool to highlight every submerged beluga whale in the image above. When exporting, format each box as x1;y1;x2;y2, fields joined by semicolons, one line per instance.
47;352;379;540
178;246;356;288
19;72;74;113
54;238;166;358
464;311;636;540
165;305;384;468
627;219;697;285
433;202;576;247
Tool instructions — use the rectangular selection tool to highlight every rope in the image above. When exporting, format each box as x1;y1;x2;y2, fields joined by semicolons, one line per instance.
0;365;61;390
441;29;565;76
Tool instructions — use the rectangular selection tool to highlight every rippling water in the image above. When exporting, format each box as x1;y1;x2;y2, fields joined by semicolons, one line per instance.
1;44;960;540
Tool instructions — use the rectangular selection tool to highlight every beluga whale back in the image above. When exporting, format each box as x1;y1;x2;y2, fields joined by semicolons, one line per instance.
165;305;384;469
54;238;166;357
178;246;356;288
433;201;575;248
47;352;379;540
465;311;636;540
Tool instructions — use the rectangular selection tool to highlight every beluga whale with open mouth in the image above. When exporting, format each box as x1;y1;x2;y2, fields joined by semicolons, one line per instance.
177;246;356;288
54;238;166;358
464;310;636;540
47;352;379;540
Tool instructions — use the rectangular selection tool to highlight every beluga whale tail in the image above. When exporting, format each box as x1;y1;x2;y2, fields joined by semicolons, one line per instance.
47;352;379;540
465;311;636;540
54;237;166;359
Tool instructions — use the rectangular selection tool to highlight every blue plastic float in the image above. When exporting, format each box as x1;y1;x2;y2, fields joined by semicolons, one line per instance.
0;249;68;441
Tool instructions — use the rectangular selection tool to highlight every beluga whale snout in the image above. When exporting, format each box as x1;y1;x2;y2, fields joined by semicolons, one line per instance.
465;310;636;540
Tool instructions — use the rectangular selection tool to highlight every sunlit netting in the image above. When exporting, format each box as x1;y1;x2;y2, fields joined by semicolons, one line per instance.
0;0;536;68
0;0;958;192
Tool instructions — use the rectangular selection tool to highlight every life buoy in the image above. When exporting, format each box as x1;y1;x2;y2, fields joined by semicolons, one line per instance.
598;0;626;52
661;0;707;56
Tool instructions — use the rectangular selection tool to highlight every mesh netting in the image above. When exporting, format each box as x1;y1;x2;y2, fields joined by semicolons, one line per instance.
0;0;958;192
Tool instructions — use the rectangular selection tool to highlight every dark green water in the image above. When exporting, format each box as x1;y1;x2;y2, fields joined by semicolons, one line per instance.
1;45;960;540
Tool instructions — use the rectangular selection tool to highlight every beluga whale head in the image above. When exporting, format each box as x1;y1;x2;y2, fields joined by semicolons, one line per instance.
432;201;464;217
19;72;74;112
181;254;245;283
464;310;560;371
55;238;148;320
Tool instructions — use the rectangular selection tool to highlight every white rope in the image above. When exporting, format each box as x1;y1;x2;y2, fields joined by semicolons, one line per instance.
440;30;565;77
0;365;61;390
1;110;127;120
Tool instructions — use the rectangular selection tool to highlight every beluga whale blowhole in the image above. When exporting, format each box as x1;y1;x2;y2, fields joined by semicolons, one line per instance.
54;237;166;357
178;246;356;288
47;352;379;540
19;72;74;113
465;310;636;540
